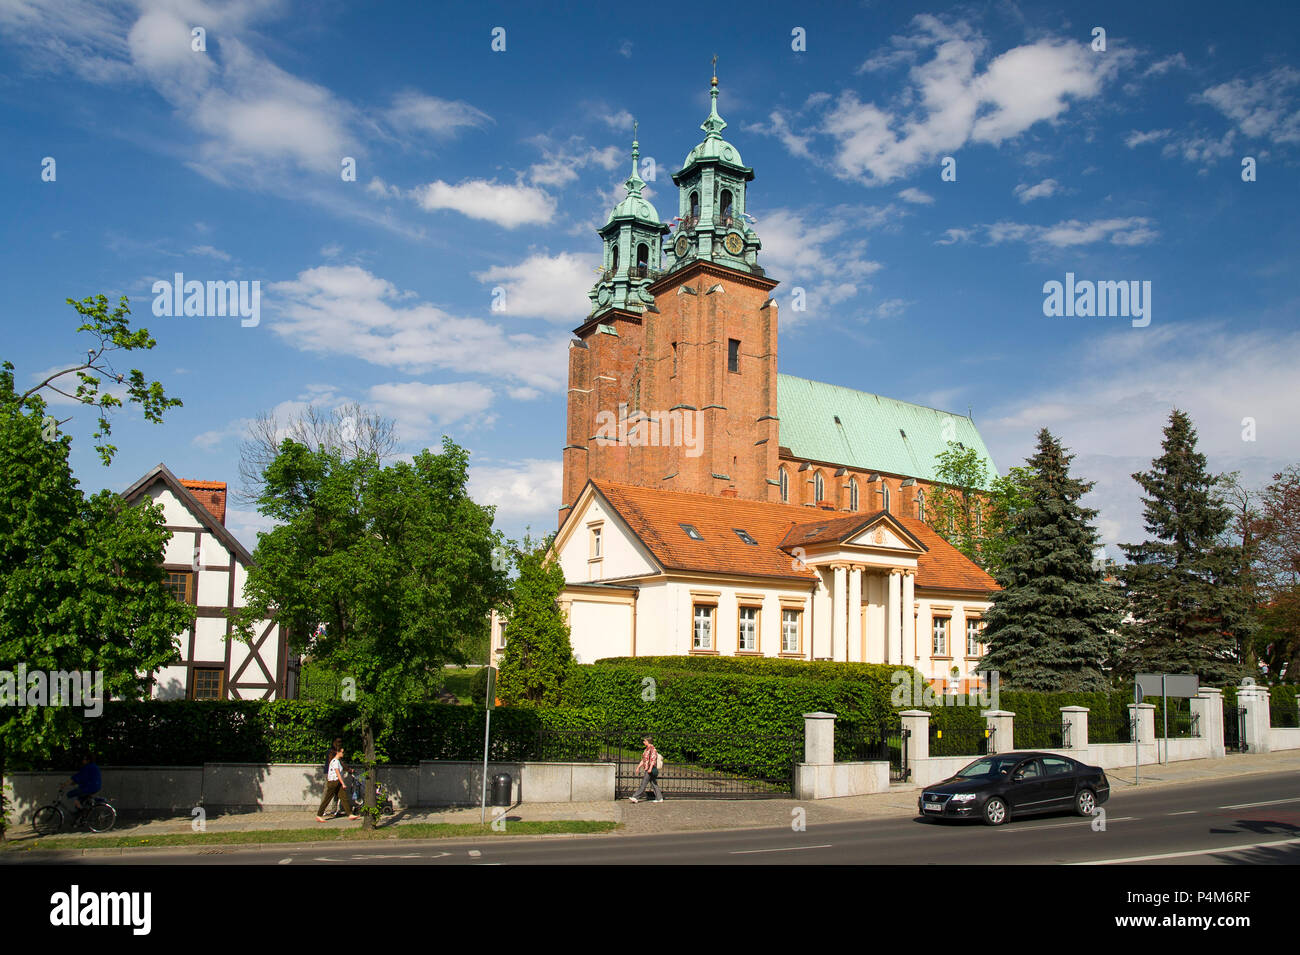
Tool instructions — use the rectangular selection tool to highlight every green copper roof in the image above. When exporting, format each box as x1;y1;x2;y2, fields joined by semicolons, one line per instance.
679;72;749;174
777;374;998;484
606;124;664;226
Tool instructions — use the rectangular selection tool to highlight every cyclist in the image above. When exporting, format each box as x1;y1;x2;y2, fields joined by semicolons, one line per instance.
61;752;102;816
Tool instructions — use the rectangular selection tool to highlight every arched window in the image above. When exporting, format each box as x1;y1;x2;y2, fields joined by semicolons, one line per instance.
720;189;733;221
637;242;649;272
882;483;891;513
916;489;926;522
689;191;700;218
610;244;619;272
849;478;859;511
814;471;825;503
779;467;789;503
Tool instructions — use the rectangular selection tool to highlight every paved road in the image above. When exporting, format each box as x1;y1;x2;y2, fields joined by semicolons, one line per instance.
13;770;1299;865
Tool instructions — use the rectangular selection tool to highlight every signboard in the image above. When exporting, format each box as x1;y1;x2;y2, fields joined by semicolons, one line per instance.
1136;673;1199;699
485;666;497;709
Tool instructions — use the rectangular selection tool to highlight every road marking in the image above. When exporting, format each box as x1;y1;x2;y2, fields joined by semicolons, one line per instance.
998;816;1135;833
1070;836;1300;865
730;844;833;855
1168;810;1197;816
1219;797;1300;809
468;850;481;858
313;852;449;862
278;858;292;865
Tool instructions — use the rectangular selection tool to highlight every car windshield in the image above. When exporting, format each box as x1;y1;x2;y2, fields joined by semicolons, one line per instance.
955;756;1021;778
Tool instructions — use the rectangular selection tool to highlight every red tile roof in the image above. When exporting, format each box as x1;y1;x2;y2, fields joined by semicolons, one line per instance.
588;481;997;593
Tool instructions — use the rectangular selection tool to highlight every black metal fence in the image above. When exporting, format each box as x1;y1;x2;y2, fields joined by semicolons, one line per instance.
1013;720;1071;750
929;724;992;757
837;722;911;781
1224;706;1247;752
1088;716;1133;744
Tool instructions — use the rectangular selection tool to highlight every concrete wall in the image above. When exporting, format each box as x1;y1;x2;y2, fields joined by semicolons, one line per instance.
795;761;890;799
1269;727;1300;752
5;760;614;827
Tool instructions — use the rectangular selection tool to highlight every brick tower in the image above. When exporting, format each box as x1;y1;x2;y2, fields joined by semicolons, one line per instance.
560;71;781;525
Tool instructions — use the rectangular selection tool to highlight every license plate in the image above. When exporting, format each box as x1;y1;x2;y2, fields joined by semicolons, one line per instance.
923;802;944;812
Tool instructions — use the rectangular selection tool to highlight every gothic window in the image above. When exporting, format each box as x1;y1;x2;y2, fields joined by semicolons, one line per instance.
814;471;825;503
849;478;859;511
916;489;926;522
779;466;789;503
728;338;740;373
671;341;678;377
882;483;891;513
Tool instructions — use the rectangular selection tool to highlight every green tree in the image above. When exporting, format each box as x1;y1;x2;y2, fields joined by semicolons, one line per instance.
236;435;507;826
497;537;574;706
0;298;187;833
925;440;1031;578
1118;410;1246;683
1242;466;1300;681
977;429;1118;690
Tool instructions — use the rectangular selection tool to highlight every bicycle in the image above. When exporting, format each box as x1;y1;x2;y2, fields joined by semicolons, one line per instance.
32;791;117;835
323;766;394;817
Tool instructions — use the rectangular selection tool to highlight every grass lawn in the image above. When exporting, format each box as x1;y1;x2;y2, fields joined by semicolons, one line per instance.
2;819;619;852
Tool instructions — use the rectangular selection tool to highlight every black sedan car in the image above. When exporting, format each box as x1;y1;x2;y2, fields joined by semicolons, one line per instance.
918;752;1110;826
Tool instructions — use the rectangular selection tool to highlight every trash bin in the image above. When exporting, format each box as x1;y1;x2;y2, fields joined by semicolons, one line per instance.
490;772;512;807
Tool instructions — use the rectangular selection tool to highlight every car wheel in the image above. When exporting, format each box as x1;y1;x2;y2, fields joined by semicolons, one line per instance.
1075;788;1096;817
983;797;1008;826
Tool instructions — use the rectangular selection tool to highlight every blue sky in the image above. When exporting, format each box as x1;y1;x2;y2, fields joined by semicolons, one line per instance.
2;0;1297;556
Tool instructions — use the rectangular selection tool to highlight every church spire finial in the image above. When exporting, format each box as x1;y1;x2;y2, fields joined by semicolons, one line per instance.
625;118;645;195
703;55;726;139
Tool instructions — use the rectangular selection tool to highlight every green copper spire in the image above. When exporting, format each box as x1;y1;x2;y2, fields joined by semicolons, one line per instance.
702;55;727;139
625;119;645;194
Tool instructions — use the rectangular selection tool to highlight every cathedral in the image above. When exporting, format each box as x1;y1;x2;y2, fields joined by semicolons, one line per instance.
497;72;999;688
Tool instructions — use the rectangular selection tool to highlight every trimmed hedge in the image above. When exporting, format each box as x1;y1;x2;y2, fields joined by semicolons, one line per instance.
18;700;606;769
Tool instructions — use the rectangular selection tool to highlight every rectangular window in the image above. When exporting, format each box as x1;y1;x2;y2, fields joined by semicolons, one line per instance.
966;619;983;656
932;617;950;656
590;525;602;559
191;668;224;700
738;606;759;652
693;605;714;651
164;570;194;604
728;338;740;373
781;609;801;654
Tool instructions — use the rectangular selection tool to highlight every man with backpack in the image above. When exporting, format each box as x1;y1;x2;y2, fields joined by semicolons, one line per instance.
628;735;664;803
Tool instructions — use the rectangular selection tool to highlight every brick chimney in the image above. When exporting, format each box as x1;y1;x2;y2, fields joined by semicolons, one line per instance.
181;480;227;525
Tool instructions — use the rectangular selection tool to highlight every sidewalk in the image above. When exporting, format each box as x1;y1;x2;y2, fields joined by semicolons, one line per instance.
6;749;1299;849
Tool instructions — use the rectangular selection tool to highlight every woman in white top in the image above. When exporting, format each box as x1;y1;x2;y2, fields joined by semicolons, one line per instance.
317;745;360;822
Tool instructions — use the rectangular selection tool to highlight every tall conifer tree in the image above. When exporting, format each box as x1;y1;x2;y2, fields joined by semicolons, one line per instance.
978;429;1117;690
1119;410;1245;682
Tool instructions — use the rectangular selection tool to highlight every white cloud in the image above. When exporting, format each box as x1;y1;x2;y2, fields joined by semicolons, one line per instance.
764;16;1125;185
268;264;568;390
415;179;556;228
366;381;497;437
758;207;887;323
384;91;492;137
1143;53;1188;78
188;244;232;261
868;298;911;320
897;187;934;204
1198;67;1300;145
474;252;594;322
225;506;280;554
1013;178;1059;203
468;458;563;521
1125;128;1171;148
366;177;403;199
528;141;623;188
981;323;1300;551
969;216;1159;248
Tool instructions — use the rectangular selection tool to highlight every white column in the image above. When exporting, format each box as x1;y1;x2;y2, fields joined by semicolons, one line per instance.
902;571;916;664
886;570;902;666
832;564;847;662
848;566;863;662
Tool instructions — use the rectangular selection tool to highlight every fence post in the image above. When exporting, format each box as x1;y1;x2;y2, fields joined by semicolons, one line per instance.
1192;688;1224;758
1129;702;1156;745
1061;706;1089;752
1237;682;1272;754
899;710;930;767
803;712;836;766
982;710;1015;754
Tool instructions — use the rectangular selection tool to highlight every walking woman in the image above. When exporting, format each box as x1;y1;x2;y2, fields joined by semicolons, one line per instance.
317;744;360;822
